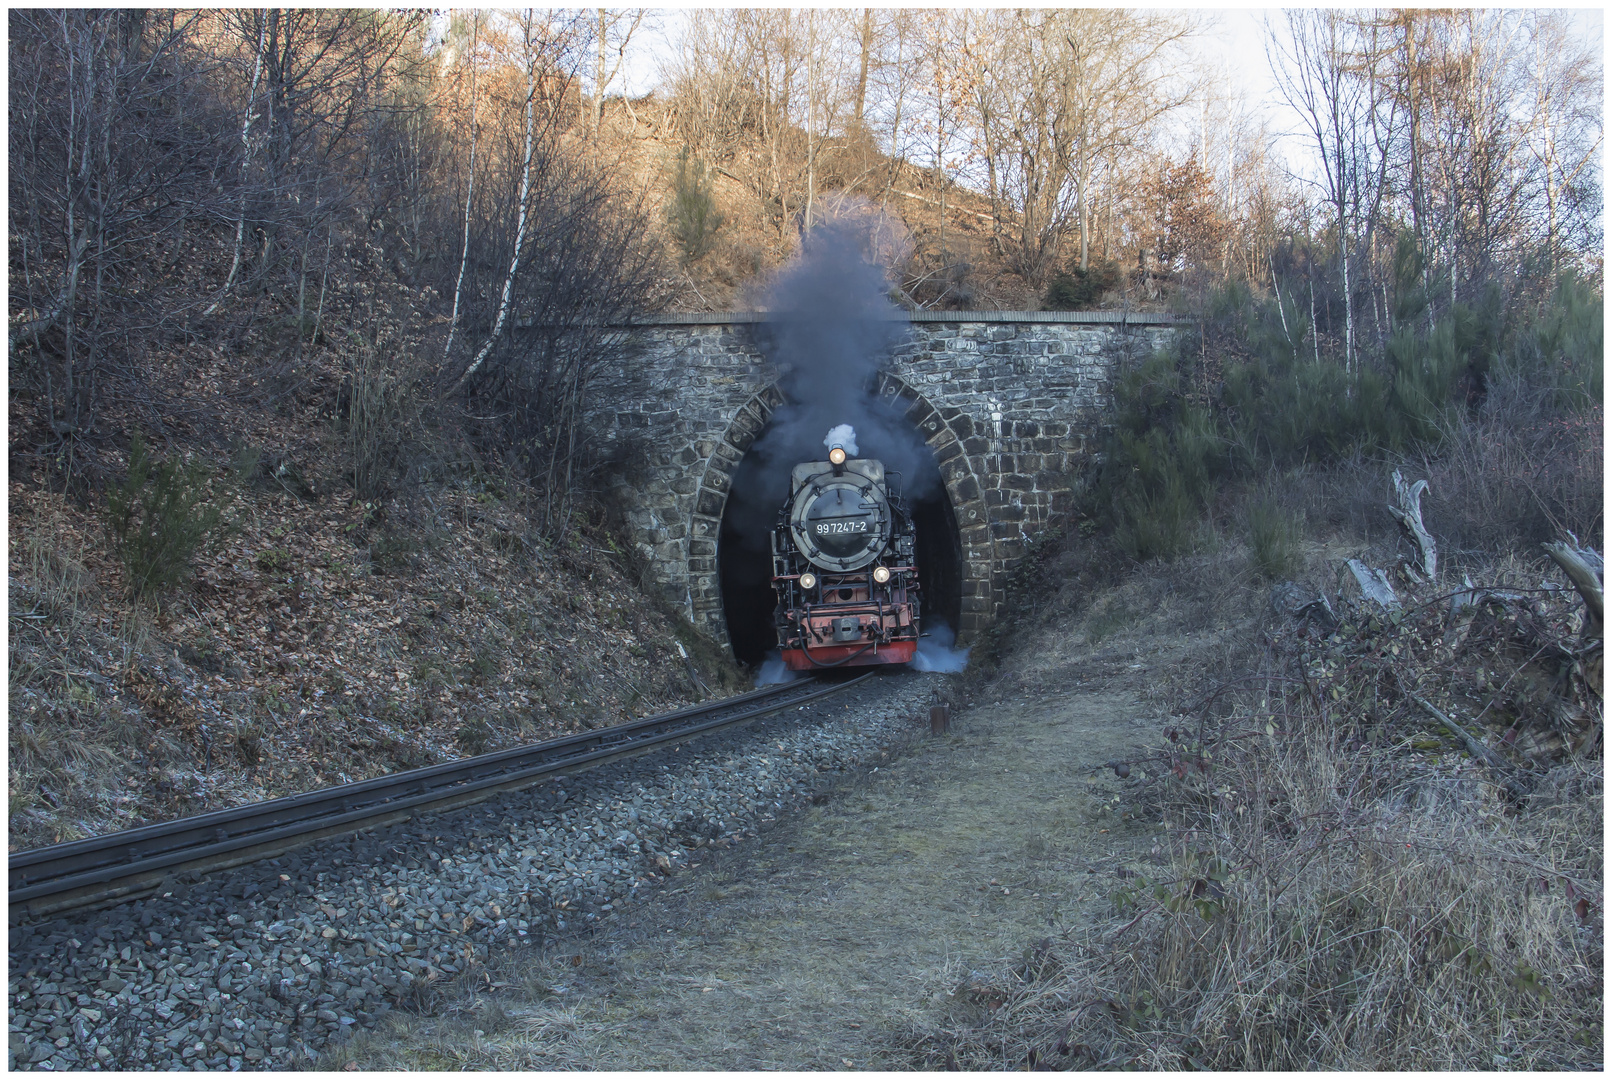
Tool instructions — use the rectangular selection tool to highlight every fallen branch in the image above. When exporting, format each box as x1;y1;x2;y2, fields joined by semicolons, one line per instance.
1408;692;1508;771
1407;691;1530;799
1345;558;1400;610
1542;538;1603;637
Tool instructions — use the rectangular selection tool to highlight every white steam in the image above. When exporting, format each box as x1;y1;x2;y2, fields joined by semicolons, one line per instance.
824;424;858;457
756;650;800;685
910;622;971;673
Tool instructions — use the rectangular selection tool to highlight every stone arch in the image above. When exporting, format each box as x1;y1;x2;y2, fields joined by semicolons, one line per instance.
683;384;785;644
685;375;992;651
871;371;994;641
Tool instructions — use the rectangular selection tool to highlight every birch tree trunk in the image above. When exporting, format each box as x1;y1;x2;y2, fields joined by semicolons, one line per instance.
1076;157;1089;270
443;12;479;363
452;14;538;393
204;12;266;317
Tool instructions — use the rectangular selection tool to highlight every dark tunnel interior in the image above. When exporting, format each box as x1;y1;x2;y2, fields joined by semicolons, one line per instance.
717;416;964;669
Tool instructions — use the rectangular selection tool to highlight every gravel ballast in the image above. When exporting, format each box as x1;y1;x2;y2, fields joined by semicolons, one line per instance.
9;670;943;1071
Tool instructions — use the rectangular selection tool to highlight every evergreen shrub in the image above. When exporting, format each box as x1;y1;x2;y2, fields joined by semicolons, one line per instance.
1087;270;1602;562
104;436;223;600
667;146;724;265
1043;261;1121;309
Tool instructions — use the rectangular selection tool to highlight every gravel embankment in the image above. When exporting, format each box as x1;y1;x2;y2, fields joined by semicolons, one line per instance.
9;671;941;1071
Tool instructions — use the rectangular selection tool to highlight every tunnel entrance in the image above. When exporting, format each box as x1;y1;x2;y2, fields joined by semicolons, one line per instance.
717;412;964;669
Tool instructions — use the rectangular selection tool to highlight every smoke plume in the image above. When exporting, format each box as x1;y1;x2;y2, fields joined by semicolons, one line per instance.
726;207;942;548
824;423;859;456
755;650;800;685
910;621;971;673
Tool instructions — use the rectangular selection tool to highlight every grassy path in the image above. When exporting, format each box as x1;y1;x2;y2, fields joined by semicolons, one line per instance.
336;687;1159;1069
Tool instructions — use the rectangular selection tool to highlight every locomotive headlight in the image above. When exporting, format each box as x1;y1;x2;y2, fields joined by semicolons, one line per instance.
798;572;817;590
828;446;847;465
872;565;891;584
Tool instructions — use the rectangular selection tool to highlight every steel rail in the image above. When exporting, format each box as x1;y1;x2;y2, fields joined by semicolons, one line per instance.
11;674;871;921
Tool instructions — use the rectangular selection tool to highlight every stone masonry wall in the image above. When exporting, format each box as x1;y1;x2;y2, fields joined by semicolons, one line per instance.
581;312;1182;652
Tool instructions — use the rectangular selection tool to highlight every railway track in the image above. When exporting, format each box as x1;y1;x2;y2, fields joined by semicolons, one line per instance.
10;674;869;923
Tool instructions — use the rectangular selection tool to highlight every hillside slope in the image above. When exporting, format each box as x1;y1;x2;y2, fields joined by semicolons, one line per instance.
9;439;743;852
588;96;1127;313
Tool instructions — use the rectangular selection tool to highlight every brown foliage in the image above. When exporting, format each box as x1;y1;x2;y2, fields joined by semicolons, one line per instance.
1145;153;1232;283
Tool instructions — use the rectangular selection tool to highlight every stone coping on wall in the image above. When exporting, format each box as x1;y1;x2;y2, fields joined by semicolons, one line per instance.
606;310;1186;327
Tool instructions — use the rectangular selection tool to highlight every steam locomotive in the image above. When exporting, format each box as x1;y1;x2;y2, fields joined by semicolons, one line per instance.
770;437;920;669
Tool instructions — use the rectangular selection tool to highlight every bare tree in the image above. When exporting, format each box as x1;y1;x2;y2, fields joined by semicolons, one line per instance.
9;11;231;446
1521;12;1603;272
916;11;973;263
1388;10;1433;306
588;8;648;136
431;10;666;531
852;9;874;130
203;12;266;316
1269;10;1371;374
1064;11;1196;272
966;9;1194;286
867;10;927;205
452;11;566;391
805;10;819;230
443;11;481;362
447;120;664;529
660;9;753;168
1422;12;1530;303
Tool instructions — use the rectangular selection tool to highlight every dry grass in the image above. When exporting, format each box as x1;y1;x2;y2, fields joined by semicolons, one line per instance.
8;512;154;845
316;990;619;1071
902;547;1603;1070
909;764;1600;1068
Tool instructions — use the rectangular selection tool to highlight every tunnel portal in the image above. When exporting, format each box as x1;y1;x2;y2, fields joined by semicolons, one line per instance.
582;312;1185;654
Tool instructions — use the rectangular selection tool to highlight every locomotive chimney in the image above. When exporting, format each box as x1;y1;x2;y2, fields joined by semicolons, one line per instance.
824;424;856;475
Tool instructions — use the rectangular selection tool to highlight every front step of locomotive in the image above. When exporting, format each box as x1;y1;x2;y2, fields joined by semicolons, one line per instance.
778;598;920;670
780;638;918;670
